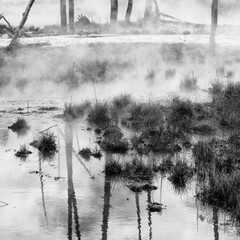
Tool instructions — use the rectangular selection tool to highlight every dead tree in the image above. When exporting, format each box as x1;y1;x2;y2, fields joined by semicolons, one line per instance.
69;0;75;33
144;0;154;20
8;0;36;50
110;0;118;26
125;0;133;23
60;0;67;33
210;0;218;56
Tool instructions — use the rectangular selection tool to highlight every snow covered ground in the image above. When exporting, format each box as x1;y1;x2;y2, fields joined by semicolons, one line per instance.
1;34;240;48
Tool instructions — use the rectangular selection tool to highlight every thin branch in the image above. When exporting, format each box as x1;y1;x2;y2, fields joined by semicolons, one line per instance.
0;200;9;207
0;14;14;32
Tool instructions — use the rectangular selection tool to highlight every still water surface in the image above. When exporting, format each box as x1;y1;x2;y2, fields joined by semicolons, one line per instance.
0;99;238;240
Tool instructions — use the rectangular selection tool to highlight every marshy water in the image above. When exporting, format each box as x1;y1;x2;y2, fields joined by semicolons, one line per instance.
0;42;240;240
0;99;238;240
0;98;237;240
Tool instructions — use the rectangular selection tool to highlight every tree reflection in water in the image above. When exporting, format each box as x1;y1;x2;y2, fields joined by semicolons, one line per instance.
135;192;142;240
213;207;219;240
102;153;112;240
147;190;152;240
65;121;81;240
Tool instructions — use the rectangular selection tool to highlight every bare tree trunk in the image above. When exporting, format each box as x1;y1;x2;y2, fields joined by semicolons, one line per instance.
60;0;67;33
69;0;75;33
144;0;154;20
8;0;36;50
210;0;218;56
125;0;133;23
110;0;118;26
153;0;160;20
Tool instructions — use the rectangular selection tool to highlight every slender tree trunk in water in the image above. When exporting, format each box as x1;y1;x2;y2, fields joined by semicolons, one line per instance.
110;0;118;29
8;0;36;50
69;0;75;33
60;0;67;33
125;0;133;23
210;0;218;56
144;0;154;20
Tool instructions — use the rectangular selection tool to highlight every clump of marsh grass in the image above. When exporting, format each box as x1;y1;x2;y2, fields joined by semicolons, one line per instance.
124;158;155;180
100;139;129;153
8;117;30;133
38;132;57;159
210;80;224;103
64;101;92;119
15;144;32;159
148;202;166;212
168;161;194;193
146;69;156;82
126;101;163;130
112;93;132;111
165;68;176;79
104;157;155;180
105;159;123;176
127;182;157;192
193;138;240;176
192;140;214;166
79;148;92;160
91;149;102;159
225;70;235;79
167;97;195;133
180;73;198;91
131;128;181;154
197;172;240;221
214;82;240;128
100;124;129;153
157;156;174;173
191;122;216;135
87;102;111;127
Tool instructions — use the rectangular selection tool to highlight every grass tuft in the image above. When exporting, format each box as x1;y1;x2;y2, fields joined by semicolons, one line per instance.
38;132;57;159
87;102;111;126
180;73;198;91
79;148;92;160
15;144;32;159
105;159;123;176
64;101;91;119
168;161;194;193
112;93;132;110
8;117;29;133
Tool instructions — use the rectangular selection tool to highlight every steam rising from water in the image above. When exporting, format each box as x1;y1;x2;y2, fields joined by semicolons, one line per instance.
1;43;239;104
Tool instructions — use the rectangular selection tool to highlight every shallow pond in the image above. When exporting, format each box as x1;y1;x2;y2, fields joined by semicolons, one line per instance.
0;99;238;240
